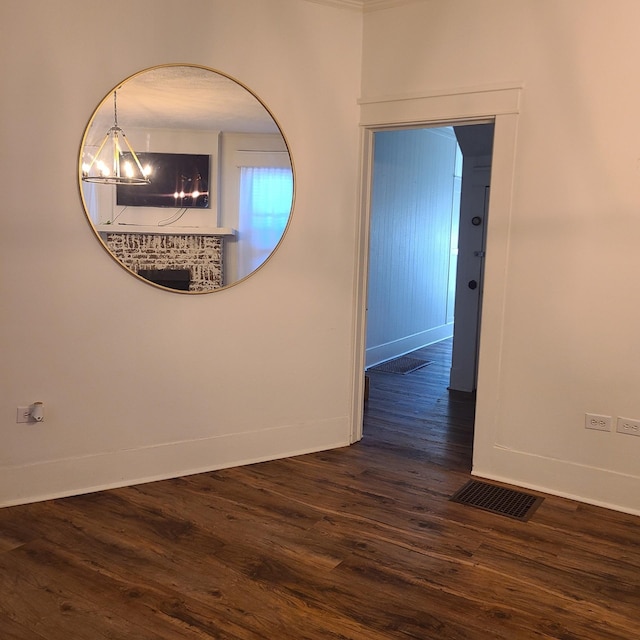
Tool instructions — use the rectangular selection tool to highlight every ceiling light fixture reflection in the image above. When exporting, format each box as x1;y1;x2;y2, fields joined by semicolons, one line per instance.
81;91;151;185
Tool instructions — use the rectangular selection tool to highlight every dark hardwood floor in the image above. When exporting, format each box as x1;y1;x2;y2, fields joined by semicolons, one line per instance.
1;339;639;639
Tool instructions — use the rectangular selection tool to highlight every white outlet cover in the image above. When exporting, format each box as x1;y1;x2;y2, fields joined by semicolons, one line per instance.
616;417;640;437
585;413;612;432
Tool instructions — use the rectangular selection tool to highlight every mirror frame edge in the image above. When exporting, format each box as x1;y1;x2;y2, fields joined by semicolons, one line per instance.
77;62;296;295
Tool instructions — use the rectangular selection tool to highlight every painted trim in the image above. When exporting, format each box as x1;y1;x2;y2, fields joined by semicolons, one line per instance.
473;447;640;516
303;0;363;9
0;418;350;508
303;0;420;12
366;324;453;369
352;84;522;468
350;128;374;443
359;85;522;127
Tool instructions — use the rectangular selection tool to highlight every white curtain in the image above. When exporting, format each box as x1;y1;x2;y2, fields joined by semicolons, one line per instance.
238;166;293;279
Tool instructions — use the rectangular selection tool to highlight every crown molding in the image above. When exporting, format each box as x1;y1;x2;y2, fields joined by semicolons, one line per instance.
361;0;422;11
302;0;363;9
303;0;421;13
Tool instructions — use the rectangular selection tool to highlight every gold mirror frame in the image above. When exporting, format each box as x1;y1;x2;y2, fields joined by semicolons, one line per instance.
79;64;294;293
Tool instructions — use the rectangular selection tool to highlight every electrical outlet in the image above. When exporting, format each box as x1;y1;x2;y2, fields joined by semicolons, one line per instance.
16;406;31;423
585;413;611;432
616;417;640;437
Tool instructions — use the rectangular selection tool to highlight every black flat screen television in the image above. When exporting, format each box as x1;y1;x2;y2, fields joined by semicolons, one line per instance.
116;152;210;208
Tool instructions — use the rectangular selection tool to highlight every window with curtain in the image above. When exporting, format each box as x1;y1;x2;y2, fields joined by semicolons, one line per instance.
238;166;293;279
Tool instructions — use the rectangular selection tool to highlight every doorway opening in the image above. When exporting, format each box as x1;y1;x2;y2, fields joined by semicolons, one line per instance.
365;122;494;395
361;122;494;469
351;85;520;476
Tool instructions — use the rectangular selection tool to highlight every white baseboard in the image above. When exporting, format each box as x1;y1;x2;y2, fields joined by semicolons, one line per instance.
0;417;350;508
472;445;640;517
366;324;453;369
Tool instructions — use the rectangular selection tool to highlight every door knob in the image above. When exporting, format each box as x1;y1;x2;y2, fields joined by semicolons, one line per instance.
468;280;478;290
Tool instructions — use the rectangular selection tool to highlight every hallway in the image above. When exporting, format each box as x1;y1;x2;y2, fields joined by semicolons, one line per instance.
364;338;475;478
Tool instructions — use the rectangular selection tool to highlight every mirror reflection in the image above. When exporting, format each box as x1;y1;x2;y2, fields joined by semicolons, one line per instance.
79;64;294;292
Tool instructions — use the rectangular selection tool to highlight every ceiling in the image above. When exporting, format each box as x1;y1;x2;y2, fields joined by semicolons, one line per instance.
87;65;281;142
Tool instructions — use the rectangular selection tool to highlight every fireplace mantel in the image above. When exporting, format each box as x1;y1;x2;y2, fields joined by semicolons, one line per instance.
95;224;236;236
99;227;228;291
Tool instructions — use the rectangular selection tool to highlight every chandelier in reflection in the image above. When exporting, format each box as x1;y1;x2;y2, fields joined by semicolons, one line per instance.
81;91;151;185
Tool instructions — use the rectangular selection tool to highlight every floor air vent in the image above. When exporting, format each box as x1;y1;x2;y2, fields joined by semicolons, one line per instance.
450;480;543;521
369;356;431;375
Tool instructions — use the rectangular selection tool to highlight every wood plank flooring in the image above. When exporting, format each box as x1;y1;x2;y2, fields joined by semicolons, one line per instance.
1;339;639;639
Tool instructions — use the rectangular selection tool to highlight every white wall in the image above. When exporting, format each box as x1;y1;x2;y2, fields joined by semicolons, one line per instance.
366;127;458;367
362;0;640;514
0;0;363;506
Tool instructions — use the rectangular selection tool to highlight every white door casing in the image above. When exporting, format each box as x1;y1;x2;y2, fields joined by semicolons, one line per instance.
350;83;521;473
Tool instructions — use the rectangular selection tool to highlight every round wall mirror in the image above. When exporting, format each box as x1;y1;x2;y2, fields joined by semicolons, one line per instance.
79;64;294;293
